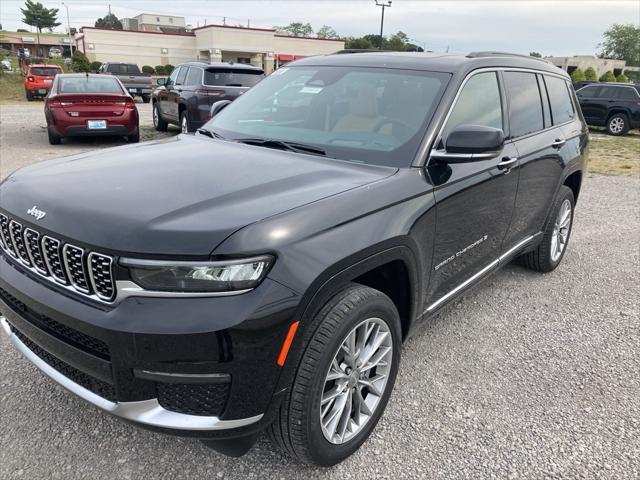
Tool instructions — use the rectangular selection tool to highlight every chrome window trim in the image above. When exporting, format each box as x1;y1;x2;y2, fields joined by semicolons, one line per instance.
115;280;252;300
416;66;574;167
1;317;263;431
41;235;68;285
62;244;91;294
23;228;48;276
87;252;116;302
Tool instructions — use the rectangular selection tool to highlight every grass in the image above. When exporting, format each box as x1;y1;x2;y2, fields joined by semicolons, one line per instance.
588;128;640;175
0;72;27;102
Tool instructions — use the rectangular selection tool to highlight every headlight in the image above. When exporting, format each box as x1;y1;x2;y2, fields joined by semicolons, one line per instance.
120;255;273;293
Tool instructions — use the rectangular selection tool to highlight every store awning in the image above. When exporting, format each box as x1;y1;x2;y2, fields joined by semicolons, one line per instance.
276;54;306;61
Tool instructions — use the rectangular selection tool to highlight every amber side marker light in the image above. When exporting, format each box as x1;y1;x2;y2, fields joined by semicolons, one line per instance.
277;321;300;367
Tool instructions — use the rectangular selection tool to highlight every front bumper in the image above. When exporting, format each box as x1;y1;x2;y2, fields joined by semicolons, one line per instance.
0;250;300;437
1;315;262;431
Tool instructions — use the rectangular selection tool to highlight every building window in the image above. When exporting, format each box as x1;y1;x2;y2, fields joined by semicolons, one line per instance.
156;17;160;22
169;18;173;23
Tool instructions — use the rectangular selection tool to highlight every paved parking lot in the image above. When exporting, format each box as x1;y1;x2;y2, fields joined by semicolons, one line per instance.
0;103;639;479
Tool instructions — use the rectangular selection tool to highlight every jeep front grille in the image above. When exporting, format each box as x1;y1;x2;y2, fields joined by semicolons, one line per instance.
0;213;116;303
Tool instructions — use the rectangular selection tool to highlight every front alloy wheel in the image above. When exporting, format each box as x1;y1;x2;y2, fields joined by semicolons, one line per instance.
320;317;393;444
269;284;401;466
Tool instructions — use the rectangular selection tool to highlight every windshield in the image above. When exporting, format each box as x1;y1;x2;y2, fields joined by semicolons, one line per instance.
32;67;61;76
204;66;449;166
204;68;264;87
58;77;123;94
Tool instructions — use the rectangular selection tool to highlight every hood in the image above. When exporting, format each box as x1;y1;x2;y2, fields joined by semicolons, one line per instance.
0;135;396;256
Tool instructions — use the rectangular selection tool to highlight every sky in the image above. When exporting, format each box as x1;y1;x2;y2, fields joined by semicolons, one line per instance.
1;0;638;56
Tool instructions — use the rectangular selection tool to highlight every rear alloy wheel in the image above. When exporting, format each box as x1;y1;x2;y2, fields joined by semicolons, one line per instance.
269;284;401;466
607;114;629;136
152;102;168;132
180;111;192;134
519;185;575;272
47;127;61;145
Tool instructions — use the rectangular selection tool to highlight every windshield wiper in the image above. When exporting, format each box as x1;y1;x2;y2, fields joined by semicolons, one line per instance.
234;138;329;157
197;128;225;140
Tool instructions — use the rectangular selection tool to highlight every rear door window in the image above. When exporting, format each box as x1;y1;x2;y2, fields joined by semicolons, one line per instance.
597;86;618;99
544;75;575;125
442;71;503;139
185;67;202;86
503;71;544;138
204;68;264;87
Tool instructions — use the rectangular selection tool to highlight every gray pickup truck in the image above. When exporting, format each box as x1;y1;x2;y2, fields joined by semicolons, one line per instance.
97;62;153;103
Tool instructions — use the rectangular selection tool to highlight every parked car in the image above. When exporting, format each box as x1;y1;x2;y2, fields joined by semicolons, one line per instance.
48;47;62;58
1;59;12;71
44;73;139;144
23;64;63;100
97;62;153;103
0;52;587;466
152;61;264;133
576;82;640;135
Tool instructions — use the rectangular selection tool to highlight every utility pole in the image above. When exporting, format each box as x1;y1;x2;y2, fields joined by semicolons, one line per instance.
375;0;392;50
61;2;73;56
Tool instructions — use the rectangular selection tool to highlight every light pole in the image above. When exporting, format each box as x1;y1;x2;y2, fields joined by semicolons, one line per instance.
61;2;73;56
375;0;391;50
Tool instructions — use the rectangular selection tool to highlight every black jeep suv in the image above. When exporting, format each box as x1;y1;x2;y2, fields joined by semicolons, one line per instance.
152;62;265;134
0;52;587;466
576;82;640;135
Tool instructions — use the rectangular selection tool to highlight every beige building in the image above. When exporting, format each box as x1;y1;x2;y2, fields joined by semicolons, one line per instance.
544;55;633;77
120;14;188;34
76;24;344;74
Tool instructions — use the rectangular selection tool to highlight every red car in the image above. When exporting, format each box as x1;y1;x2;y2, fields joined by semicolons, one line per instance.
44;74;140;145
24;64;63;100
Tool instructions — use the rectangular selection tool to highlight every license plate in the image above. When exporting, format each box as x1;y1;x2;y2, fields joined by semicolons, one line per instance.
128;88;137;93
38;89;47;94
87;120;107;130
44;79;52;84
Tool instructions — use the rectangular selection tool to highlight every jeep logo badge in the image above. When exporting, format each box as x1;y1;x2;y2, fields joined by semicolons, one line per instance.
27;205;46;220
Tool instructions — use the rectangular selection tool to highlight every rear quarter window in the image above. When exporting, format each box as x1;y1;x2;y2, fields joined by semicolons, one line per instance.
544;75;575;125
615;87;640;100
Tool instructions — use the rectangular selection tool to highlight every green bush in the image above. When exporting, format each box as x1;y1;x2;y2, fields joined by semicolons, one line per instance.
154;65;166;75
163;64;174;75
141;65;154;74
570;68;586;83
599;70;616;82
584;66;597;81
616;73;629;83
90;61;102;72
71;51;91;72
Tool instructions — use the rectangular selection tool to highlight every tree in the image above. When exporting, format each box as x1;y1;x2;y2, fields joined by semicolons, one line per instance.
597;24;640;67
386;31;410;51
362;34;384;49
599;70;616;82
316;25;339;39
616;73;629;83
529;51;542;58
584;66;598;81
70;50;90;72
570;68;586;83
90;61;102;72
94;13;123;30
344;37;374;50
21;0;61;52
276;22;313;37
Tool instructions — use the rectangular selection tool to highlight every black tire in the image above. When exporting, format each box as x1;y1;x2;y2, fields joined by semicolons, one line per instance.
127;129;140;143
141;95;151;104
607;113;629;136
180;110;192;133
268;283;402;466
25;90;33;101
519;186;575;273
152;102;168;132
47;127;61;145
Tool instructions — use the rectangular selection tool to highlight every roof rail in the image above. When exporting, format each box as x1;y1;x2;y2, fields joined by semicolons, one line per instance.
333;49;389;54
466;51;551;64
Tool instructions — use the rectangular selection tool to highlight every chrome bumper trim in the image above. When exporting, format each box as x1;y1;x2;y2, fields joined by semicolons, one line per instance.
0;316;263;431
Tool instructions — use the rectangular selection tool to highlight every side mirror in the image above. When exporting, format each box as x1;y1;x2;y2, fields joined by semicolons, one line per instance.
209;100;232;118
445;124;504;154
156;77;167;86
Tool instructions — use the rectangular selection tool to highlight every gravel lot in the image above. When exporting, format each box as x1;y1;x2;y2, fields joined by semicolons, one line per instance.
0;104;639;479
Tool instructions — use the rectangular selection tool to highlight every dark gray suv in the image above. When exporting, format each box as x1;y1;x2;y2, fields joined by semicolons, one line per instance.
152;61;264;133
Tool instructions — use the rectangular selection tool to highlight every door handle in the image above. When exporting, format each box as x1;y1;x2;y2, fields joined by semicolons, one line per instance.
497;156;518;170
551;138;566;149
